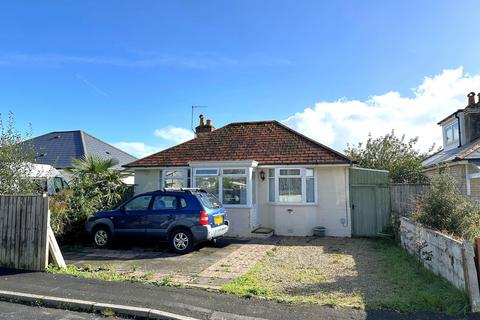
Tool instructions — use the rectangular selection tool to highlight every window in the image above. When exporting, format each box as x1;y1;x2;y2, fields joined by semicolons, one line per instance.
193;167;250;206
268;168;316;204
152;195;178;210
222;169;246;175
196;192;221;209
222;176;247;205
268;169;275;202
279;169;302;202
306;168;315;203
195;176;219;198
195;169;219;175
124;195;152;211
179;197;187;208
53;177;63;192
161;169;190;188
445;122;459;146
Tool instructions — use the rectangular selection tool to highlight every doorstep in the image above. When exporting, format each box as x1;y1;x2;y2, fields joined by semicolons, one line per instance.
250;227;274;239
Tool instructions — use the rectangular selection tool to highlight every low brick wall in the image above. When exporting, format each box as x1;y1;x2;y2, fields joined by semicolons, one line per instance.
400;217;480;311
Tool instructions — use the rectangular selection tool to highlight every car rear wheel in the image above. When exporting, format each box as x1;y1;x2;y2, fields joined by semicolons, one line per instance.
169;229;193;254
92;226;111;249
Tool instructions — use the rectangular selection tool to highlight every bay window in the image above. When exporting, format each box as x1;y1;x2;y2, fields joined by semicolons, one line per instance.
192;167;249;207
268;168;316;204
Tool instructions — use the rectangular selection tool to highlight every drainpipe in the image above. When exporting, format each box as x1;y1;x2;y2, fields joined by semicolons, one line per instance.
466;163;471;196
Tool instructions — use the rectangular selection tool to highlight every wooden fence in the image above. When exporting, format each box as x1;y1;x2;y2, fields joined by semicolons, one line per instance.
390;183;430;217
0;195;50;271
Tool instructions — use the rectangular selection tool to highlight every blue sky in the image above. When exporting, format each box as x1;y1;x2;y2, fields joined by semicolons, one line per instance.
1;1;480;157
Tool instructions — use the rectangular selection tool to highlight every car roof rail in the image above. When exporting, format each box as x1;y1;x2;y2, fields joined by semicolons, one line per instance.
160;187;207;194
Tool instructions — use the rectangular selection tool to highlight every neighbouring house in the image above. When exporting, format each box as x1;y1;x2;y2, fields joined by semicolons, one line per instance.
125;116;389;238
423;92;480;200
24;130;137;184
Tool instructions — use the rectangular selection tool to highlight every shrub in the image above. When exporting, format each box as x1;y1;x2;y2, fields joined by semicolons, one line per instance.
52;156;130;244
412;172;480;240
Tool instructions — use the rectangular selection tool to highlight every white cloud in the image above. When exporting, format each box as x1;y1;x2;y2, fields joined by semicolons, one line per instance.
154;126;194;144
282;67;480;152
111;142;159;158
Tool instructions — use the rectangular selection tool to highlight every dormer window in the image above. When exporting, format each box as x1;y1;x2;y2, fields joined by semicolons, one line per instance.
445;122;459;146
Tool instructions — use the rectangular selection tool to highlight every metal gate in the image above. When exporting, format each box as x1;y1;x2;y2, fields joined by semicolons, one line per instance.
350;167;390;237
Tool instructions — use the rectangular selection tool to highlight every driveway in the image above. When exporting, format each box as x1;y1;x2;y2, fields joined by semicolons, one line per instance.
62;237;276;288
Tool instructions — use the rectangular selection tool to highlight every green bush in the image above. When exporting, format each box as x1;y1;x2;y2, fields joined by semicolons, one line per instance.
51;155;130;244
412;172;480;240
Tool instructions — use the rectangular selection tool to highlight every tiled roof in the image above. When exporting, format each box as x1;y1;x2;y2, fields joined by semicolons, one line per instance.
26;130;137;170
125;121;351;167
422;138;480;168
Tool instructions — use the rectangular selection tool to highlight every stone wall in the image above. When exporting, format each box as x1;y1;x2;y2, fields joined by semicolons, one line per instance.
400;218;480;311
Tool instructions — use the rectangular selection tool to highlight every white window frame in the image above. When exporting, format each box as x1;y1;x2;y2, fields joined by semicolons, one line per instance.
160;168;191;189
444;121;459;147
192;167;252;208
267;167;317;205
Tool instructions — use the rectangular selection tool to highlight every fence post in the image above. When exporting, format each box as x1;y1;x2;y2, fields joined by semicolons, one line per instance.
462;241;480;312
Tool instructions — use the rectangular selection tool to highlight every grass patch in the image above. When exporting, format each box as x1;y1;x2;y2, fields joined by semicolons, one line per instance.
367;239;469;315
47;264;153;283
221;238;469;315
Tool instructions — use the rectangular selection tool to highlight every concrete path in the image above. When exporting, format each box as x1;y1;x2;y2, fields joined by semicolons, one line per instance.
0;267;465;320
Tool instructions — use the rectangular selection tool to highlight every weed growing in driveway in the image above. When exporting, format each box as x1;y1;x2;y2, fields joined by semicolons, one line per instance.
221;238;469;315
100;308;115;317
47;264;153;283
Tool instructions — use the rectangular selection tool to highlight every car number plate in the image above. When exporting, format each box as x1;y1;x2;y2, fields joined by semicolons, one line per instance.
214;215;223;225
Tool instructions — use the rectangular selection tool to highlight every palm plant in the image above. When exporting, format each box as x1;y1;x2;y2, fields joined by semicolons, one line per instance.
67;155;128;217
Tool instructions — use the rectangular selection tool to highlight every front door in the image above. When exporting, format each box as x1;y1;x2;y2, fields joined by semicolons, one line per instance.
115;194;152;236
145;195;178;237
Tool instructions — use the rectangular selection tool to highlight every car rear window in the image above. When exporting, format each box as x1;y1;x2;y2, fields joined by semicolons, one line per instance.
196;192;222;209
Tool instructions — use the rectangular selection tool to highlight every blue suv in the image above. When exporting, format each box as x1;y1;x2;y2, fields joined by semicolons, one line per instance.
85;188;229;254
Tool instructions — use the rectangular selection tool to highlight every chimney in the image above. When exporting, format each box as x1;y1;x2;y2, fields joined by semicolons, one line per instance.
468;92;476;106
195;115;215;137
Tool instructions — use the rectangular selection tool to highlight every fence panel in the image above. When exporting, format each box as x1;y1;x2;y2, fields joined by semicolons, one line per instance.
0;195;49;271
390;184;429;217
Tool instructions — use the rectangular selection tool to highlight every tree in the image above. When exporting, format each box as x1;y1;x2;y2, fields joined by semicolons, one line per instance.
66;155;128;218
0;112;37;194
345;130;432;183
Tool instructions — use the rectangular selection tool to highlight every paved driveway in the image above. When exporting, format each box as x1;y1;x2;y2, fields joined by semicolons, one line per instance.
62;237;276;288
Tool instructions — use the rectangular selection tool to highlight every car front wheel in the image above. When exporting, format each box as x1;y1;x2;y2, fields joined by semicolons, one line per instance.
92;226;111;249
169;229;193;254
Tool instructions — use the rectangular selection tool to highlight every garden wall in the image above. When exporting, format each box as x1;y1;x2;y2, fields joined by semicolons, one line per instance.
400;217;480;311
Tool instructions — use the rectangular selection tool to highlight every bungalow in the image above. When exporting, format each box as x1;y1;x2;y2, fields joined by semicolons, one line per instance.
125;116;376;238
24;130;137;184
423;92;480;201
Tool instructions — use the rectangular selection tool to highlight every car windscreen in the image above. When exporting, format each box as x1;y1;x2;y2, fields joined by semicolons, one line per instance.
196;192;222;209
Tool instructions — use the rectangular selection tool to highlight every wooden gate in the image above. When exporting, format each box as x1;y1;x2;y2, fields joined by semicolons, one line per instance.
350;168;390;237
0;195;50;270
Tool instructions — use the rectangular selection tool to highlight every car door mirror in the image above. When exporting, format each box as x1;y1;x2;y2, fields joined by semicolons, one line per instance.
120;206;127;214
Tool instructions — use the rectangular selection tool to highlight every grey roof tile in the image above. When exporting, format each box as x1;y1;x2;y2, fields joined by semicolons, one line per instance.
26;130;137;169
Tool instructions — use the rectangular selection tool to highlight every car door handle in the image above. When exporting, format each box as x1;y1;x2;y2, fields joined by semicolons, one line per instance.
168;214;175;220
